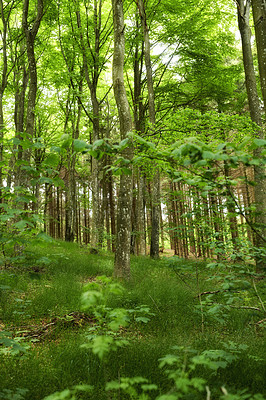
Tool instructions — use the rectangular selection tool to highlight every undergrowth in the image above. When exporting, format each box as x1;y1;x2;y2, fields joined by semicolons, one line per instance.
0;240;265;400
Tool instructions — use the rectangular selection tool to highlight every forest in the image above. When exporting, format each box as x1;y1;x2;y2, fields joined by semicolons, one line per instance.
0;0;265;399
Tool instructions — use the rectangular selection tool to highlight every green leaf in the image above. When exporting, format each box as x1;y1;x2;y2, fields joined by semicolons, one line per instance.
190;377;206;391
159;354;180;368
92;139;104;148
91;335;114;359
50;146;61;154
249;159;261;166
44;153;60;167
81;290;103;309
36;256;51;265
106;381;121;391
135;316;150;323
253;138;266;147
11;137;21;145
33;141;45;149
117;138;129;149
13;220;33;230
36;232;54;242
141;384;158;391
202;151;215;159
43;389;72;400
73;139;90;152
174;377;191;393
74;385;93;392
39;177;56;185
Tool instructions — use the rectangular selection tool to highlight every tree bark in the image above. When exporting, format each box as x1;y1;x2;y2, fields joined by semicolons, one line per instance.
112;0;134;280
22;0;43;141
75;2;104;249
137;0;160;258
237;0;266;270
137;172;147;255
251;0;266;115
251;0;266;271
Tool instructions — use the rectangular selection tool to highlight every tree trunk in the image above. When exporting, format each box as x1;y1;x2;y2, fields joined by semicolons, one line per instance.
237;0;262;124
252;0;266;114
22;0;43;161
251;0;266;271
136;172;146;255
237;0;266;270
112;0;134;280
137;0;160;258
76;5;102;249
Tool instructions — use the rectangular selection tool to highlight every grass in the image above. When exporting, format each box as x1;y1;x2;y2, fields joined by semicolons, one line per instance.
0;240;265;400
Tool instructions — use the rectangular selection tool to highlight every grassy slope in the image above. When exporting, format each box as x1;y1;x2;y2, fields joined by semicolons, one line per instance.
0;240;265;399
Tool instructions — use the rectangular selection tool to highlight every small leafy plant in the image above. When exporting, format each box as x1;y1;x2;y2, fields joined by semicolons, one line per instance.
80;275;154;360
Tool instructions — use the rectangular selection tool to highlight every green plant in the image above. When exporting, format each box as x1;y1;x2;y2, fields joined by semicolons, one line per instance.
80;275;154;360
106;376;157;400
0;330;31;356
0;388;29;400
43;385;93;400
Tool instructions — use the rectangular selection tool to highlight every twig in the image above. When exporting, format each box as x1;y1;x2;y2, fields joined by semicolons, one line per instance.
211;303;263;312
196;288;242;298
148;294;161;314
19;312;95;340
172;267;194;291
252;279;266;313
255;318;266;325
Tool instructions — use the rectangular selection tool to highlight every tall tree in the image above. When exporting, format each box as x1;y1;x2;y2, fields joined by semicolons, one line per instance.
112;0;133;279
237;0;266;270
0;0;19;193
137;0;160;258
251;0;266;115
236;0;262;126
22;0;44;142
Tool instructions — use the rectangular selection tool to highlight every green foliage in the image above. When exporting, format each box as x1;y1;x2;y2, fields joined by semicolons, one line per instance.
106;377;158;400
0;388;29;400
80;276;154;360
0;243;265;400
43;385;93;400
0;331;31;356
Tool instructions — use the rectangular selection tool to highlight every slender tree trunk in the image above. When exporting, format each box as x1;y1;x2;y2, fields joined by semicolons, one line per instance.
251;0;266;114
251;0;266;270
112;0;134;280
0;1;6;196
22;0;43;164
56;187;61;239
237;0;262;124
237;0;266;270
131;177;137;255
137;0;160;258
137;173;147;255
76;5;102;249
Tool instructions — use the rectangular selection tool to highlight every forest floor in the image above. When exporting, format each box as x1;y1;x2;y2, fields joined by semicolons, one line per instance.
0;240;265;400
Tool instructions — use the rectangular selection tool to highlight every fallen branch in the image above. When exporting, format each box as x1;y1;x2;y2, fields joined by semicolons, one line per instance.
255;318;266;326
18;312;95;341
210;303;263;312
195;289;241;298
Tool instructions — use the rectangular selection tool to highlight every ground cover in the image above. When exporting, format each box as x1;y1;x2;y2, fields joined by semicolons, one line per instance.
0;240;265;400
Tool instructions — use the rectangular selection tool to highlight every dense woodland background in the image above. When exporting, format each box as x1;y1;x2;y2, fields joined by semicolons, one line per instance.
0;0;265;276
0;1;266;399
